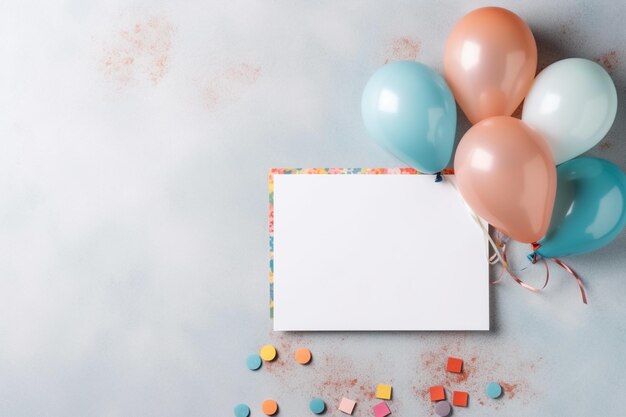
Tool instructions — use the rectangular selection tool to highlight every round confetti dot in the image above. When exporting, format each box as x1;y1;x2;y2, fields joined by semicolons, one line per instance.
234;404;250;417
262;399;279;416
486;382;503;399
259;345;277;362
246;354;262;370
294;347;312;365
434;400;451;417
309;398;326;414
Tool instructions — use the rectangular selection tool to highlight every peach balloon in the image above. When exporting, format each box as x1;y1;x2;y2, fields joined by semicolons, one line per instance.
444;7;537;124
454;116;556;243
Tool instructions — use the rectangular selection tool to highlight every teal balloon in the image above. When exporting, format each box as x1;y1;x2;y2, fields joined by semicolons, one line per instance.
361;61;457;174
535;157;626;259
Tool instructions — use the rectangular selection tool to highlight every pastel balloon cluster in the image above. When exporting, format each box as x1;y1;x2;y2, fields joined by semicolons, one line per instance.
362;6;626;260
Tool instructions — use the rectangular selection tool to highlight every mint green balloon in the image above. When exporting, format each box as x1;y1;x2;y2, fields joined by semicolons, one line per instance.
534;157;626;259
361;61;457;174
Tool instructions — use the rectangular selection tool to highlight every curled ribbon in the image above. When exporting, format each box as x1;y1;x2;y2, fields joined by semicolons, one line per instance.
446;175;588;304
491;227;588;304
530;244;588;304
491;237;549;292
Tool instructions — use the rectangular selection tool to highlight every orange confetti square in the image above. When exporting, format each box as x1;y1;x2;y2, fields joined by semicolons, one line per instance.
447;357;463;373
453;391;469;407
429;386;445;401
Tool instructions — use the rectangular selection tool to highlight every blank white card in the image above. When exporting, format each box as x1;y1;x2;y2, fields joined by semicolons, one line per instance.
271;171;489;331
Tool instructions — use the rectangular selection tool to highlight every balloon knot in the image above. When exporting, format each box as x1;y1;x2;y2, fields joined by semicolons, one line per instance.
434;172;443;183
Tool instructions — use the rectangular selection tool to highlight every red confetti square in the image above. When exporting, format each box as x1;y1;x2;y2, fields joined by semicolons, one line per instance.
453;391;469;407
447;357;463;373
429;386;445;401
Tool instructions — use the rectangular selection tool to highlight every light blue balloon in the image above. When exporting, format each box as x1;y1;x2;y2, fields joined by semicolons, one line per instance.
361;61;457;174
533;157;626;259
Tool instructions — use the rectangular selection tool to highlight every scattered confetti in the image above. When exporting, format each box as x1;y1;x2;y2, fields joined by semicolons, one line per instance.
338;397;356;415
597;50;619;73
295;347;312;365
203;63;262;110
234;403;250;417
434;400;451;417
452;390;469;407
246;354;262;371
446;357;463;373
375;383;392;400
262;399;279;416
260;345;278;362
309;398;326;414
384;37;422;63
242;341;516;415
429;386;445;401
372;401;391;417
486;382;503;399
100;16;175;86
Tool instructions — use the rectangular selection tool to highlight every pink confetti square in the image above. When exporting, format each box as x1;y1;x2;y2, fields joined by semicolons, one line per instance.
372;401;391;417
338;397;356;415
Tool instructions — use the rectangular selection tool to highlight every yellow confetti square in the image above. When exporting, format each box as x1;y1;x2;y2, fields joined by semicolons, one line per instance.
375;384;392;400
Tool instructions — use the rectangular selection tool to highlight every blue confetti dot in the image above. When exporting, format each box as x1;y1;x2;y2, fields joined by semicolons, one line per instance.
246;354;262;371
309;397;326;414
234;403;250;417
486;382;503;399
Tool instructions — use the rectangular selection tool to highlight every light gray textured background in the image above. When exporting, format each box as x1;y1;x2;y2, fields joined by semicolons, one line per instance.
1;1;625;416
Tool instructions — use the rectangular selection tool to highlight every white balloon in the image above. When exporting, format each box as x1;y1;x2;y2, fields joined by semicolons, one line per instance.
522;58;617;165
